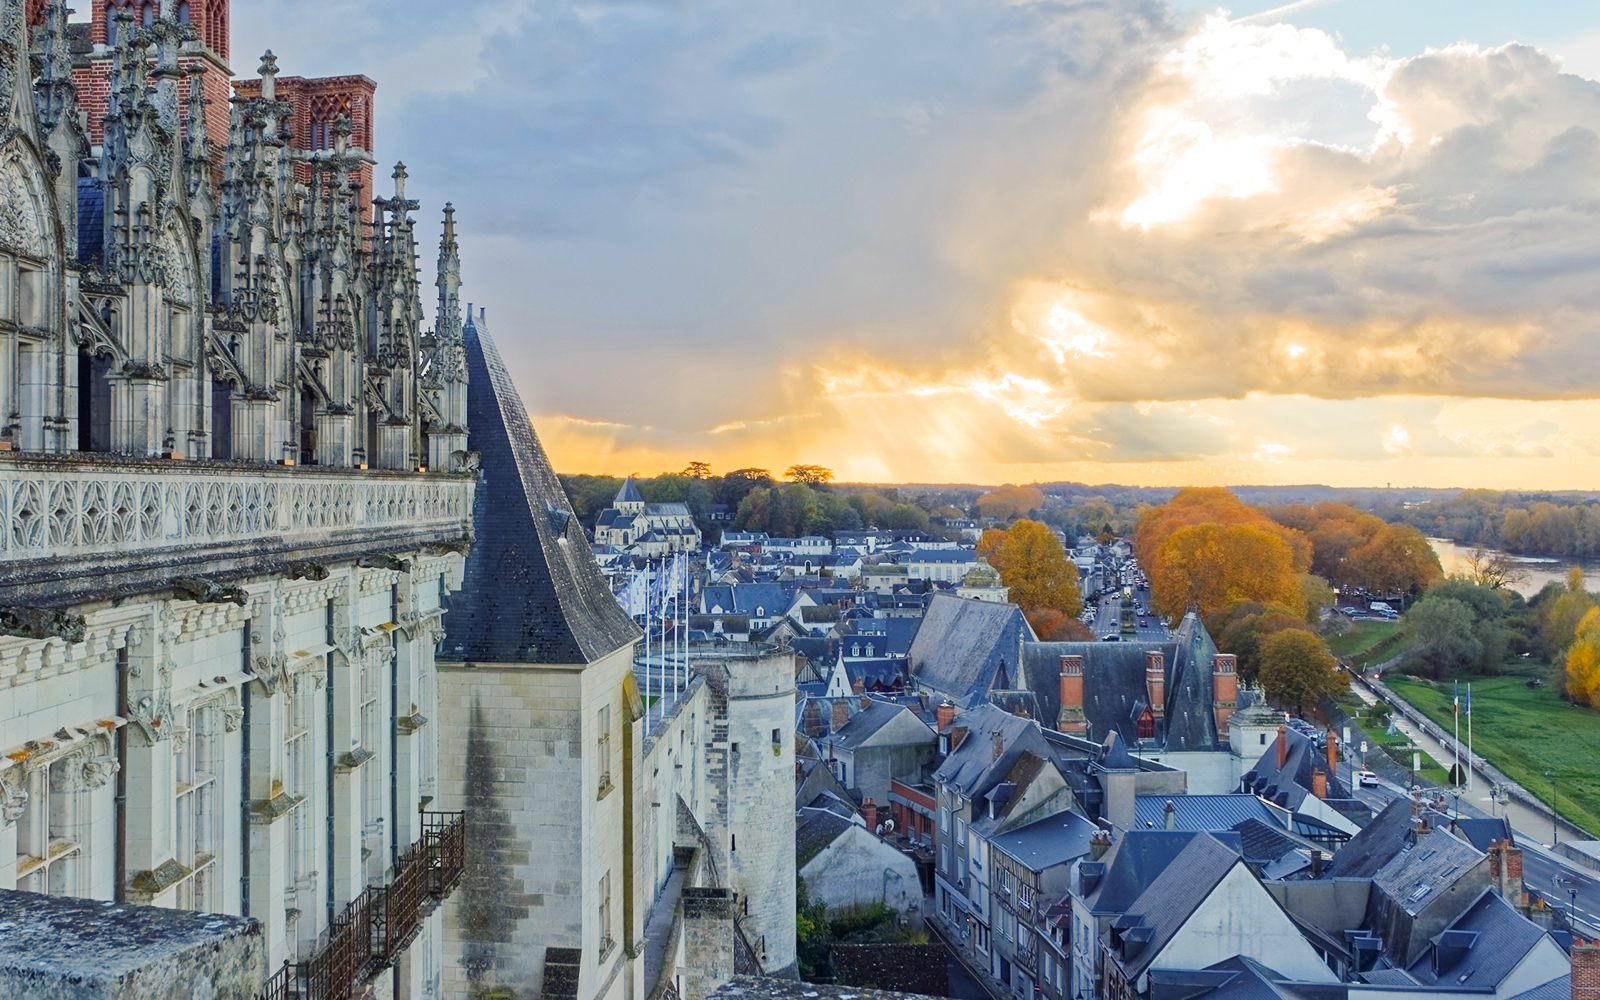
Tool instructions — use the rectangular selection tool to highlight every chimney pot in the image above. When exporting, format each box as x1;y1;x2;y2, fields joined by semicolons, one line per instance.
936;700;956;731
992;728;1005;762
1277;724;1288;769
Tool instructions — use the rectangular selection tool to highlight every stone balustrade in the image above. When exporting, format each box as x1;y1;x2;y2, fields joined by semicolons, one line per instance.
0;455;475;603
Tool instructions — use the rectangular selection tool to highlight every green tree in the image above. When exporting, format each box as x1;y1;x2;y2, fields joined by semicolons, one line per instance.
987;520;1083;617
786;464;835;485
682;461;712;479
1406;595;1482;678
1258;629;1345;715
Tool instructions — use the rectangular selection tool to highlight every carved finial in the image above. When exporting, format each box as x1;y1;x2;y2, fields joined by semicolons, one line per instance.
258;50;279;100
392;162;408;201
442;203;455;243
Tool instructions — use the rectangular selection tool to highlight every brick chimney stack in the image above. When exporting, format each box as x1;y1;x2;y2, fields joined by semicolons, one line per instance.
1312;770;1328;799
936;700;956;731
1058;655;1087;736
832;699;850;732
1326;727;1339;775
1310;849;1323;878
1146;652;1166;721
1573;938;1600;1000
1212;654;1238;732
862;798;879;833
1277;724;1288;769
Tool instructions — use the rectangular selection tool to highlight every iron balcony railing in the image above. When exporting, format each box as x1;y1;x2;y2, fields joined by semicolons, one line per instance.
257;810;467;1000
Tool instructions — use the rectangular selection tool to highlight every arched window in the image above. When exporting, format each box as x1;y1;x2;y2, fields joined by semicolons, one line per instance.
141;2;155;26
176;0;189;22
104;7;117;45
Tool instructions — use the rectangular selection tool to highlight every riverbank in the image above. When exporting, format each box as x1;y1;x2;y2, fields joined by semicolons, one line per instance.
1385;674;1600;837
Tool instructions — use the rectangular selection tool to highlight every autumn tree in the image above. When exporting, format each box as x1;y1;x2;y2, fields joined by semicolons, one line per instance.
1136;488;1311;575
1213;601;1313;684
1258;628;1346;715
1565;607;1600;708
1345;523;1442;600
1265;503;1384;585
1148;521;1306;624
975;485;1046;522
986;520;1083;618
1534;567;1594;663
1026;608;1095;642
786;464;835;485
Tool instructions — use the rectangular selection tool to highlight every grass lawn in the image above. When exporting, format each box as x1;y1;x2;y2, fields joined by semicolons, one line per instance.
1387;673;1600;837
1328;621;1399;660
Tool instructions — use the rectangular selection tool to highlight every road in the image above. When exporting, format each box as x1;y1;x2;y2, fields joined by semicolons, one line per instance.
1088;578;1172;642
1341;682;1600;933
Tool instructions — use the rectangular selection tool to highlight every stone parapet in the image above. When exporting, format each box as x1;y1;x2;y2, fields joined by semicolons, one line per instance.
0;456;473;604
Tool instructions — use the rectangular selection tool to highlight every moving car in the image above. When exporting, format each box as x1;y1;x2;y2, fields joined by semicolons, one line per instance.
1357;770;1380;787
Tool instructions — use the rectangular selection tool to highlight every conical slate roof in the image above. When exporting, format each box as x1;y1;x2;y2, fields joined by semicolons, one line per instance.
615;476;643;504
443;314;642;664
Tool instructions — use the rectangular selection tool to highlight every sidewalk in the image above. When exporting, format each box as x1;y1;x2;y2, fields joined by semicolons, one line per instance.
1354;672;1591;842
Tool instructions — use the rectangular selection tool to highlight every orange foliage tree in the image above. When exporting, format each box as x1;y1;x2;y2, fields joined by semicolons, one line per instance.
1345;523;1442;599
1027;608;1095;642
1266;503;1384;585
1566;607;1600;708
1136;489;1312;626
975;484;1046;522
1148;522;1307;623
986;519;1083;618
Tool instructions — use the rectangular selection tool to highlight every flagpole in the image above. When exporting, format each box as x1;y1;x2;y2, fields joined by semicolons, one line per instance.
1467;683;1473;792
1453;680;1460;789
643;560;651;739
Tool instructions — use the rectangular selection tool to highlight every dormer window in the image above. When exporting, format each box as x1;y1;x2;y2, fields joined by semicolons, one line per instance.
852;644;860;657
866;643;874;656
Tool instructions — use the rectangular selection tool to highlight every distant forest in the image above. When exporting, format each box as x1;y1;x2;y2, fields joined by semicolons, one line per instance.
557;468;1600;560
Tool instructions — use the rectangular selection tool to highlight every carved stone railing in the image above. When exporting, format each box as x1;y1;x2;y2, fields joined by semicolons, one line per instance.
0;456;474;603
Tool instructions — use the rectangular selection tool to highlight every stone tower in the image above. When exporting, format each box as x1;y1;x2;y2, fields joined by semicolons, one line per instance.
715;649;799;975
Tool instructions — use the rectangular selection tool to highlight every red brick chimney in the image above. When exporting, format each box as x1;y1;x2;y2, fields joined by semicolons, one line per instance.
936;700;956;731
832;699;850;731
1573;938;1600;1000
1277;724;1288;769
1326;727;1339;775
1212;654;1238;732
862;798;879;832
860;694;871;712
1058;655;1087;736
1506;841;1524;898
852;675;865;695
1312;770;1328;799
1146;652;1166;721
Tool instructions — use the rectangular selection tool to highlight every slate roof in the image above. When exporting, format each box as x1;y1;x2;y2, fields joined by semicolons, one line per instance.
1449;817;1513;853
1325;799;1414;878
1087;830;1227;914
1134;795;1285;833
615;477;644;503
822;700;926;749
908;594;1033;705
840;657;908;693
1152;956;1344;1000
1022;611;1221;750
846;617;923;656
989;809;1099;874
1115;832;1248;976
444;313;641;664
1405;889;1552;989
933;702;1045;798
1242;729;1350;809
797;808;857;869
1372;829;1483;916
1233;818;1311;867
1506;976;1571;1000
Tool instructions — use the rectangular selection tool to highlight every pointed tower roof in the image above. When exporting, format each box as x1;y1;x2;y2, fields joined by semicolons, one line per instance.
615;477;644;504
444;316;641;665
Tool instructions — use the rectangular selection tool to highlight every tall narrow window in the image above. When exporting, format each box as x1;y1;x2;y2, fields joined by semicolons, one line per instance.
597;704;612;797
599;870;614;956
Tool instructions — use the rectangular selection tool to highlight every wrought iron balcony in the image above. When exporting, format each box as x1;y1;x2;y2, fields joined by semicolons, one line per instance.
257;810;467;1000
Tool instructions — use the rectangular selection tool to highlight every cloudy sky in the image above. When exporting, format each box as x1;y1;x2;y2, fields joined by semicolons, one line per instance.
230;0;1600;488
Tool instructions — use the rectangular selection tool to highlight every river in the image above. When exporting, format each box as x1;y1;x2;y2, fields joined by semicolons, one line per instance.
1427;538;1600;598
